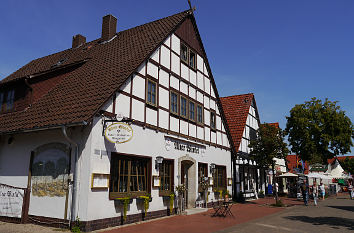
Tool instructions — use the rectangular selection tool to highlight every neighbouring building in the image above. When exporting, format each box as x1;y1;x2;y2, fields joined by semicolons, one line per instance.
220;93;265;200
0;9;235;231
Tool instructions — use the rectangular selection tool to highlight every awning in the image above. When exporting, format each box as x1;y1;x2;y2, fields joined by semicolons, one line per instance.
278;172;298;178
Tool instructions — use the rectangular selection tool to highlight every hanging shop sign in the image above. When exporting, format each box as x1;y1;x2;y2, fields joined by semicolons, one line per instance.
165;136;206;155
105;123;133;144
0;184;25;218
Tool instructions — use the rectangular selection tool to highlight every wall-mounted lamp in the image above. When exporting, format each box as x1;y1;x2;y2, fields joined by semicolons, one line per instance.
210;163;216;174
155;156;164;169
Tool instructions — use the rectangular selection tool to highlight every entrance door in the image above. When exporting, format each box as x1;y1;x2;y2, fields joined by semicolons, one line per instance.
181;162;188;207
28;143;70;219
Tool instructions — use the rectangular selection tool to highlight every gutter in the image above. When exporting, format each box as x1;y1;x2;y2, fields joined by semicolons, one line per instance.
61;124;85;226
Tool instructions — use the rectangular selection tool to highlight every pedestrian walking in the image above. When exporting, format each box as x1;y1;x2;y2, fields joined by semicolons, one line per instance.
319;182;325;200
300;179;309;206
348;180;353;200
312;182;318;206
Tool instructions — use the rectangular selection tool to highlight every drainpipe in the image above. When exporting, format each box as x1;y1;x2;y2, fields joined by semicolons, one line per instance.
62;126;79;227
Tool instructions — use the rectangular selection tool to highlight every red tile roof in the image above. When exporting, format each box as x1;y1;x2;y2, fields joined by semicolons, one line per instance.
220;93;255;152
328;156;354;165
0;10;192;134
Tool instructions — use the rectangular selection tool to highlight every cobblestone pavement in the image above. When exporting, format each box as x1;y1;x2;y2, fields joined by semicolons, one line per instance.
1;194;352;233
217;195;354;233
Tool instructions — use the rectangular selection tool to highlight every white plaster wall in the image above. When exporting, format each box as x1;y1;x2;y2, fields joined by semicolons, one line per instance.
115;93;130;118
159;87;169;109
197;72;204;90
190;70;197;86
146;108;157;126
189;123;196;138
204;127;210;142
204;77;210;95
171;53;180;75
180;81;188;95
164;36;171;47
204;96;210;109
170;75;179;90
150;49;159;63
159;69;169;88
137;64;146;76
132;99;144;122
171;34;180;55
197;54;203;71
147;62;158;78
132;75;145;100
160;46;170;70
181;63;189;81
87;118;232;221
189;86;196;100
159;109;169;129
119;77;131;93
170;116;179;132
197;126;203;140
196;91;203;103
180;119;188;135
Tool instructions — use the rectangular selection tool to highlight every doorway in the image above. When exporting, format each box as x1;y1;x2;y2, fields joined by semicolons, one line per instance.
178;155;196;209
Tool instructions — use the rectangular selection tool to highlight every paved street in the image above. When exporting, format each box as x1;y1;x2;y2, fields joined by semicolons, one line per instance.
217;196;354;233
0;195;352;233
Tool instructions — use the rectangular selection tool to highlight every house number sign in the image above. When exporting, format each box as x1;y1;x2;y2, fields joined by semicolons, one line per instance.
105;123;133;144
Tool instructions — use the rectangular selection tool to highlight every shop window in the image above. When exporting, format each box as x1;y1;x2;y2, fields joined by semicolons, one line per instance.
197;104;203;124
170;91;179;114
189;50;196;69
180;96;187;118
213;165;226;190
6;89;15;111
146;79;157;106
210;111;216;130
109;154;151;198
180;43;188;63
198;163;208;192
159;160;174;196
189;101;195;121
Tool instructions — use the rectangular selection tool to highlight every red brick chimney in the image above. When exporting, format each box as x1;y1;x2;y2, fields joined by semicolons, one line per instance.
72;34;86;48
101;14;117;41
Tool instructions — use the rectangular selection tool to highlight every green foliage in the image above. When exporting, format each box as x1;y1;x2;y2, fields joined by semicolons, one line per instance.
138;194;151;214
248;124;289;167
116;197;131;221
285;98;353;164
71;217;81;233
339;157;354;174
169;193;174;212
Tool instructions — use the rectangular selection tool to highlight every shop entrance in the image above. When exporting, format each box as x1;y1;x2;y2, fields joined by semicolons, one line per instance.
178;155;196;209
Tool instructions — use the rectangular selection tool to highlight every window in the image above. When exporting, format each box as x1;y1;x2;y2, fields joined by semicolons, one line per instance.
210;111;216;130
109;154;150;198
146;79;157;106
213;165;226;190
0;92;3;111
180;42;196;69
198;163;208;192
6;90;15;111
180;43;188;63
189;101;195;121
170;91;178;114
180;96;187;118
189;50;196;69
159;160;174;195
197;105;203;124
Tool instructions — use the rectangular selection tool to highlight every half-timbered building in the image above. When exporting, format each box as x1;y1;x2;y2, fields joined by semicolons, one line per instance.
0;9;234;231
220;93;265;200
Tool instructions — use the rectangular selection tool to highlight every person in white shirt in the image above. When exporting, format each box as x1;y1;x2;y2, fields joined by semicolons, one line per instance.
312;182;318;206
319;182;325;200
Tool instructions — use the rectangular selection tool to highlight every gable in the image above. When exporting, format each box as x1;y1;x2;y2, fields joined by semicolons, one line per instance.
175;17;203;56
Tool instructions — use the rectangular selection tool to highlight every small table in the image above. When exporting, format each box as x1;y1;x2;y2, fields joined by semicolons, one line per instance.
212;201;234;217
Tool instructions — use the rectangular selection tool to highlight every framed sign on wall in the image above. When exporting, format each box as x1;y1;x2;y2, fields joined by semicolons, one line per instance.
91;173;110;189
152;176;160;188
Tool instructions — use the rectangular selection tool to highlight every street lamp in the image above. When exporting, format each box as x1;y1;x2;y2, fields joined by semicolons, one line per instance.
155;156;164;169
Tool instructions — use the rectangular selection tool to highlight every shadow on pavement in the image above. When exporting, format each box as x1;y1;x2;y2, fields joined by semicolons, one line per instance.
327;205;354;212
284;216;354;231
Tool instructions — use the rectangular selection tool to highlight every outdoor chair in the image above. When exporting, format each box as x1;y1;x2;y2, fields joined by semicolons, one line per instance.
211;201;222;217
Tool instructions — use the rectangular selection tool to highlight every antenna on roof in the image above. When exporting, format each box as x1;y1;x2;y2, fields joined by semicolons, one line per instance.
188;0;196;13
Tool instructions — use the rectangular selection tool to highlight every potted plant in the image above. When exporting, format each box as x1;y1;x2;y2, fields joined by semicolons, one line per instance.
137;193;152;218
115;195;132;222
258;190;265;198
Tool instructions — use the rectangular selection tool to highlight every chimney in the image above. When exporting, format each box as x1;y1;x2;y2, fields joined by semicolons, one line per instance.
101;14;117;41
72;34;86;48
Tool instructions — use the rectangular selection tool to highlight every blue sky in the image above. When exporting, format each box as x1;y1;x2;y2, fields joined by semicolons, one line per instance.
1;0;353;155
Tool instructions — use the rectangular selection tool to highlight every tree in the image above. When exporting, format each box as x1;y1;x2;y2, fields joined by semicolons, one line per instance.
340;157;354;175
286;98;354;164
249;124;289;202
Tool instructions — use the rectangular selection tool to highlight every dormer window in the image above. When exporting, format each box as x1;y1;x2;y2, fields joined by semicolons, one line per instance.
6;90;15;111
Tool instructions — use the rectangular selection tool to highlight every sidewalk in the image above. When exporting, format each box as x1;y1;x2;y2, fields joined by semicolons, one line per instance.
99;197;296;233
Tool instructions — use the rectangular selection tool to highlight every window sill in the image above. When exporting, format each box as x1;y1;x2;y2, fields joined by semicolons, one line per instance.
109;192;149;200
